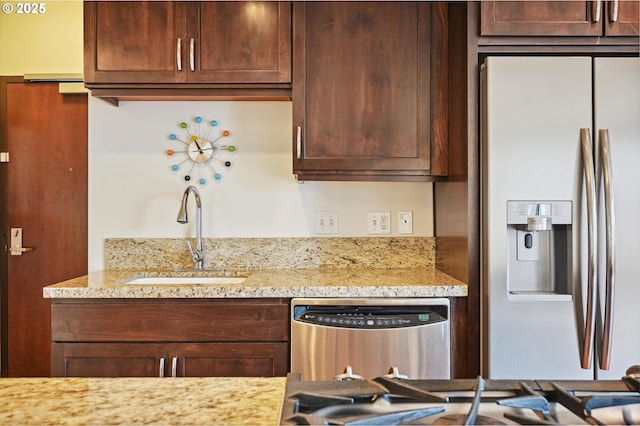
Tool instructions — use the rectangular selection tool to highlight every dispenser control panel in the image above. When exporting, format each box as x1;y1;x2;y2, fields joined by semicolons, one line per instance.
507;200;572;225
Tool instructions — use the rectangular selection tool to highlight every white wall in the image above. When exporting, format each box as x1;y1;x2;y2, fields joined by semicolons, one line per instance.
89;98;434;271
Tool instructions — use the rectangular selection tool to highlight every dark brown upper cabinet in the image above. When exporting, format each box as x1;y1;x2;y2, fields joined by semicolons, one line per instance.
292;2;448;182
481;0;639;37
187;2;291;83
604;1;640;36
83;1;292;102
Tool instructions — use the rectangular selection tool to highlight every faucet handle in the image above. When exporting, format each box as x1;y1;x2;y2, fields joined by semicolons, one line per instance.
186;240;204;265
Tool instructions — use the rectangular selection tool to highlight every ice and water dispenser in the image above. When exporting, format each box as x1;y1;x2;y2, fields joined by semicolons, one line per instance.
506;201;572;299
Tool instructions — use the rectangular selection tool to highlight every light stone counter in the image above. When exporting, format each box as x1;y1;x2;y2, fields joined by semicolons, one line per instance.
0;377;285;425
43;267;467;299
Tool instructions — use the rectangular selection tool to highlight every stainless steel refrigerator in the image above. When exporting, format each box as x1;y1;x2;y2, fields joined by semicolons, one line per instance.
481;56;640;380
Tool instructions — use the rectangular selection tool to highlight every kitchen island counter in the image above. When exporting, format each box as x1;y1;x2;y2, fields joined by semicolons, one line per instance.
43;267;467;299
0;376;286;425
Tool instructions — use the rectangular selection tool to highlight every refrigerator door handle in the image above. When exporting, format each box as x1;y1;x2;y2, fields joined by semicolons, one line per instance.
580;128;598;369
598;129;615;370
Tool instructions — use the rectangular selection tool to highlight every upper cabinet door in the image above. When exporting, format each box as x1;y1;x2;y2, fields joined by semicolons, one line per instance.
84;1;187;84
187;2;291;83
481;1;603;36
605;0;640;36
481;0;638;37
84;1;292;86
292;2;448;181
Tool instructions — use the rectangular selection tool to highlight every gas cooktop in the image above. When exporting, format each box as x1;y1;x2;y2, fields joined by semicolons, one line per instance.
279;366;640;425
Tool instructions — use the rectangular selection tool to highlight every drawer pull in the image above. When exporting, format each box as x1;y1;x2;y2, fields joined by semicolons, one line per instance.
171;356;179;377
159;357;166;378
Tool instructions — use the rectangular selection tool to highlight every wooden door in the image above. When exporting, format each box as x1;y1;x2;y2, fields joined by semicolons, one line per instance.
481;1;602;36
293;2;444;181
605;0;640;36
84;1;187;84
2;80;88;376
51;343;167;377
187;1;291;83
175;342;289;377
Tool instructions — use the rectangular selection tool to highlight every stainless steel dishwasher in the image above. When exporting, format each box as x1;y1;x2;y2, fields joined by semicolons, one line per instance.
291;298;450;380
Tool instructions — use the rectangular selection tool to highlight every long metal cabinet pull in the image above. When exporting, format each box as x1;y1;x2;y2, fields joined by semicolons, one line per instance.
611;0;619;22
177;38;182;71
171;356;179;377
592;0;602;22
580;128;598;369
159;357;166;378
189;39;195;72
598;129;615;370
296;126;302;160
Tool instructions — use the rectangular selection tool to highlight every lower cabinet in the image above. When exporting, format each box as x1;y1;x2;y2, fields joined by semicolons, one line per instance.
52;342;288;377
50;299;290;378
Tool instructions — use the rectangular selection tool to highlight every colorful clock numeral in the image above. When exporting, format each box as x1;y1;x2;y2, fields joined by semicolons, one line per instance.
166;116;235;184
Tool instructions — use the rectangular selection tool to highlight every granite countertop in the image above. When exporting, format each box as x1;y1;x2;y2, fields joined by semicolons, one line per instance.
0;377;286;425
43;267;467;299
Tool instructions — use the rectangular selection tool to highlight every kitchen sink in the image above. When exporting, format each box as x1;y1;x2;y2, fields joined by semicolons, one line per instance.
123;277;246;285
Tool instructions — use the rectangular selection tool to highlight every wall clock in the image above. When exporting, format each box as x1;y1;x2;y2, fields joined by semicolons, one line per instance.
166;116;235;184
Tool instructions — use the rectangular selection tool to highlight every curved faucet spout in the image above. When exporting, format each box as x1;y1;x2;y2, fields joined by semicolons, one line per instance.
177;185;204;269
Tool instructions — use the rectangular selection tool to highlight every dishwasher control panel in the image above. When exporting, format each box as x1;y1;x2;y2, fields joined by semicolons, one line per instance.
293;307;447;329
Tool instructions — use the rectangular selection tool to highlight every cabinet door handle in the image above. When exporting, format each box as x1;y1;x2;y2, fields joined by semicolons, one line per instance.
296;126;302;160
159;357;166;378
171;356;179;377
592;0;602;22
189;38;195;72
177;38;182;71
610;0;619;22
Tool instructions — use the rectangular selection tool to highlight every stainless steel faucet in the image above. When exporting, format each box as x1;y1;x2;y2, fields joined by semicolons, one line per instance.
176;185;204;270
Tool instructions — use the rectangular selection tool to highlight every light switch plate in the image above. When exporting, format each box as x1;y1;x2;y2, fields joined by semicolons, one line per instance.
315;211;338;234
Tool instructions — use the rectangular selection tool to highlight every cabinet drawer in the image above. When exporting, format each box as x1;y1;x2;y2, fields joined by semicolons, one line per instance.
51;299;289;342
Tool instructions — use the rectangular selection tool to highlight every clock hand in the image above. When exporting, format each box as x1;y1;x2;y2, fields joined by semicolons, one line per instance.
193;140;204;154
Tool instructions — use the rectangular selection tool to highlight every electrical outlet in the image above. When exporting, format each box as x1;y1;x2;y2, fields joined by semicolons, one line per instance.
398;211;413;234
367;211;391;234
315;211;339;234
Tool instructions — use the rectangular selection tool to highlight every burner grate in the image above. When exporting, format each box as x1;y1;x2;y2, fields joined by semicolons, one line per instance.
280;366;640;426
552;382;640;425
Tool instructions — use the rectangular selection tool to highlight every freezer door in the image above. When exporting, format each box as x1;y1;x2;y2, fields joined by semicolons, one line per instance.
593;58;640;379
481;56;594;379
